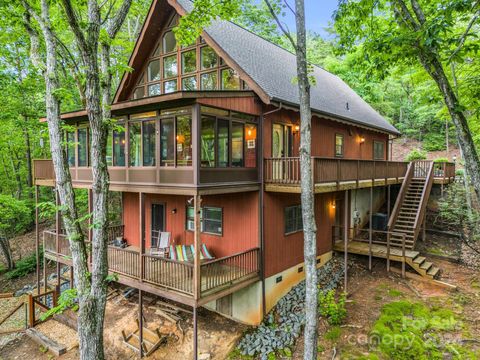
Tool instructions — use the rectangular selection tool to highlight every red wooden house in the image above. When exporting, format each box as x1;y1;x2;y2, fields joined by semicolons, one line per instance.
33;0;455;346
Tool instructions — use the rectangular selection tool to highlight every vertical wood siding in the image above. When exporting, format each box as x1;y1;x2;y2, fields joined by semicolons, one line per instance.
263;108;389;159
197;97;262;115
122;191;259;258
263;192;343;277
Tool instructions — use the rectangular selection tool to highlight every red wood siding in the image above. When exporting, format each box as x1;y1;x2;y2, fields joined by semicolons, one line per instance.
122;191;259;258
263;192;342;277
263;108;389;160
197;96;262;116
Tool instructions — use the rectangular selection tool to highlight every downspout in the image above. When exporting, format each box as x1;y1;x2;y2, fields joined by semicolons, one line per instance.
263;102;283;116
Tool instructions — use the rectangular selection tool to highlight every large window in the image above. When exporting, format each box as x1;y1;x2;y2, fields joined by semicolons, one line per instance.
160;118;175;166
201;116;215;167
143;120;156;166
113;128;125;166
78;128;88;167
129;122;142;166
176;116;192;166
335;134;344;157
186;206;223;235
285;205;303;234
231;122;244;167
374;141;385;160
66;131;76;166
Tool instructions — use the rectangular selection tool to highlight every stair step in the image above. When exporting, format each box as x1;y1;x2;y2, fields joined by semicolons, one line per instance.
420;261;433;271
413;256;426;265
427;266;440;278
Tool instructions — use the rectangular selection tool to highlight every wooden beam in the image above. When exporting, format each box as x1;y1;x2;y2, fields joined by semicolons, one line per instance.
193;194;201;300
55;190;61;288
35;185;40;293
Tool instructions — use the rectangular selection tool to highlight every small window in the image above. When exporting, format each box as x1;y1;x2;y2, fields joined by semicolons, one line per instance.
133;86;145;99
164;80;177;93
148;84;161;96
163;55;177;78
374;141;385;160
201;71;217;90
335;134;344;157
148;60;160;81
201;46;217;69
186;206;223;235
221;68;240;90
163;31;176;53
182;76;197;91
285;205;303;234
181;50;196;74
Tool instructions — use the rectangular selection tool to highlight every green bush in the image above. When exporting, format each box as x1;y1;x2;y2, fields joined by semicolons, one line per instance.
5;249;43;279
318;289;347;325
456;169;464;177
0;195;32;237
433;157;449;163
405;149;427;162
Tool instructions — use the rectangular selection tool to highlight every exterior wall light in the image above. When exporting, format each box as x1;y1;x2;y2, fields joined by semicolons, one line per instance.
294;125;300;132
359;137;365;144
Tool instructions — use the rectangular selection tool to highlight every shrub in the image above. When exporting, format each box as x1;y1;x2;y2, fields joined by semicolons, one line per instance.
324;326;341;342
455;169;464;177
318;289;347;325
5;249;43;279
405;149;427;162
0;195;32;237
433;157;449;163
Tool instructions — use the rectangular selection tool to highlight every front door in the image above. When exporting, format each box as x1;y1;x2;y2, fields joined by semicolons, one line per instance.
151;204;165;247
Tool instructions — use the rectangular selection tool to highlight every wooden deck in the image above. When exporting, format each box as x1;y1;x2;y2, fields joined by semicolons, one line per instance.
43;230;260;306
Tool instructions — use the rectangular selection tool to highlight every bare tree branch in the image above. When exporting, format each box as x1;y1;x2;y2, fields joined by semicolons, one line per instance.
264;0;297;50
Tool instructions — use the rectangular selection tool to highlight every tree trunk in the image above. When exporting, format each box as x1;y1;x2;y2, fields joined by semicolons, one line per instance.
0;237;15;270
23;122;34;198
294;1;318;359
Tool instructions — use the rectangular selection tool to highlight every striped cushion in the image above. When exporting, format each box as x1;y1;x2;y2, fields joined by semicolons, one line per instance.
169;244;214;262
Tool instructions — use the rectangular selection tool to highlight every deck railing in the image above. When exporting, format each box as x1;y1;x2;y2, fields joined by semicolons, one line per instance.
43;228;259;298
264;157;408;185
143;255;194;295
200;247;260;293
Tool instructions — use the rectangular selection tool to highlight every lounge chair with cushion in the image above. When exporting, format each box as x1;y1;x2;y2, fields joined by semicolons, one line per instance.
150;231;171;257
169;244;214;262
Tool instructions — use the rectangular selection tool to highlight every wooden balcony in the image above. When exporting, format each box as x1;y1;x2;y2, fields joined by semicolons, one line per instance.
43;229;260;307
264;157;455;193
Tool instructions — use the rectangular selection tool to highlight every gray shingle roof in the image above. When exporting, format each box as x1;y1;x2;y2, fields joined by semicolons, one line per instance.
176;0;399;135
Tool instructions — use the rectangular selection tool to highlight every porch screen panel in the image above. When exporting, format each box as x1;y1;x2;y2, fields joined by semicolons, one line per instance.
160;118;174;166
176;115;192;166
201;116;215;167
217;119;229;167
142;120;156;166
113;128;125;166
77;128;88;167
129;122;141;166
232;122;244;167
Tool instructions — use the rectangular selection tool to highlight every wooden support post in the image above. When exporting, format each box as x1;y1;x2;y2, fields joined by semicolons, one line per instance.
55;190;60;288
193;194;201;300
35;185;40;294
70;266;74;289
139;192;145;282
43;231;47;293
28;294;34;328
344;190;348;294
387;185;391;219
193;306;198;360
138;289;144;358
368;186;373;271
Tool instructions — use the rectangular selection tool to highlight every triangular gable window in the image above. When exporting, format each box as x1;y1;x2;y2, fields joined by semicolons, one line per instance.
129;12;248;100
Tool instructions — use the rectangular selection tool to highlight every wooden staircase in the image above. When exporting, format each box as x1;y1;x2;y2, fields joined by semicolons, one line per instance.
388;161;435;250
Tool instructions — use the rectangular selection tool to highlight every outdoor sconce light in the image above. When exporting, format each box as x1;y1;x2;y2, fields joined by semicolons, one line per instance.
247;129;252;136
171;208;177;214
331;200;336;209
453;155;457;163
359;136;365;144
294;125;300;133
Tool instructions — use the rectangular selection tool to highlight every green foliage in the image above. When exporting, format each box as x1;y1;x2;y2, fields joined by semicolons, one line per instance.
0;195;32;237
40;288;78;321
405;149;427;162
324;326;341;342
5;249;43;279
318;290;347;325
370;301;460;360
433;157;449;163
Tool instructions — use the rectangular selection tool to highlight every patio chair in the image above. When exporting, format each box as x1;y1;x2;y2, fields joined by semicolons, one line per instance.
169;244;214;262
150;231;171;257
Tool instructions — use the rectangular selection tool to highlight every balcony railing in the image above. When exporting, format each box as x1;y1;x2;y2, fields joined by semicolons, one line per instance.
264;157;408;185
43;229;260;297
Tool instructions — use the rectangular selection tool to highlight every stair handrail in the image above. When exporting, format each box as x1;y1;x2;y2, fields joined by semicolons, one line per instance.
387;162;414;230
412;161;435;243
